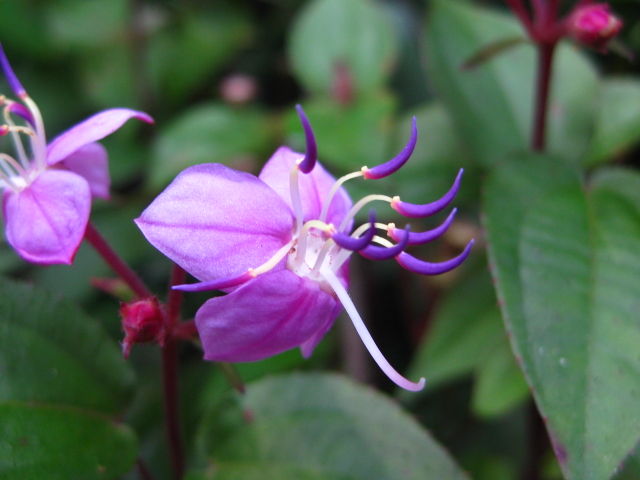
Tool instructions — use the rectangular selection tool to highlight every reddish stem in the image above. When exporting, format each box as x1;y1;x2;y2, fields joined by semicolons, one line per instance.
84;222;153;299
162;264;186;480
532;43;556;151
504;0;534;33
137;458;156;480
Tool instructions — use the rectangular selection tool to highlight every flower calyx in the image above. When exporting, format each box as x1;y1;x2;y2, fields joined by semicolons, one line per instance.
120;297;165;358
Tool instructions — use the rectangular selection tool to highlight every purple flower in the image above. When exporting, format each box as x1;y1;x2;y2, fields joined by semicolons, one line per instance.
136;106;473;391
0;44;152;264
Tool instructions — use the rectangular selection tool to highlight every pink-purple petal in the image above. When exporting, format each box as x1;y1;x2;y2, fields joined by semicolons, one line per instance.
135;163;295;282
195;269;339;362
3;170;90;265
47;108;153;166
259;146;352;229
61;142;110;199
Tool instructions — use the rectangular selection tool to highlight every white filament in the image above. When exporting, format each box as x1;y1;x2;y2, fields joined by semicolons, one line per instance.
322;268;426;392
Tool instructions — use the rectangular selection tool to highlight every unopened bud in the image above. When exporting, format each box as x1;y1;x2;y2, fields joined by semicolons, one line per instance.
120;298;164;358
568;3;622;51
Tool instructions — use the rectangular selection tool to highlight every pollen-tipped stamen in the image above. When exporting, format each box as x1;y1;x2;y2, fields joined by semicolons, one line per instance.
295;104;317;174
322;268;426;392
360;225;410;261
388;208;458;246
332;210;376;251
391;168;463;218
396;239;474;275
363;117;418;180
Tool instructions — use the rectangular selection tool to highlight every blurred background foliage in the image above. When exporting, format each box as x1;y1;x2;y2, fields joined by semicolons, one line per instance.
1;1;639;479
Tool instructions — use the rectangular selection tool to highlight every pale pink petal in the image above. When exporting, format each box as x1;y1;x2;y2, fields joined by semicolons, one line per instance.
61;142;110;199
3;170;91;265
195;269;339;362
259;146;352;229
135;163;295;282
46;108;153;166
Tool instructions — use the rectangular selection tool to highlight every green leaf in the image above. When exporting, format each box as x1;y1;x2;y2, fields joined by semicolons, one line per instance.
150;103;274;189
195;373;469;480
148;5;252;104
472;336;529;419
425;0;599;166
0;403;137;480
46;0;128;49
589;167;640;212
0;278;137;478
586;79;640;166
289;0;398;95
287;93;395;174
483;155;640;479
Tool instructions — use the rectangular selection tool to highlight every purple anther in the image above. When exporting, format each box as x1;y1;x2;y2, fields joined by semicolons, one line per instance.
0;125;9;136
173;270;254;292
396;239;474;275
295;104;318;174
389;208;457;246
333;210;376;251
391;168;463;218
0;44;26;97
7;102;33;124
360;225;410;261
363;117;418;180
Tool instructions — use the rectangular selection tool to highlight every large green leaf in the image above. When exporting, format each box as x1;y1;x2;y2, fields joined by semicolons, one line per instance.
148;4;252;105
289;0;398;95
0;404;137;480
425;0;599;166
483;156;640;479
150;103;274;189
194;373;469;480
586;79;640;166
0;279;137;478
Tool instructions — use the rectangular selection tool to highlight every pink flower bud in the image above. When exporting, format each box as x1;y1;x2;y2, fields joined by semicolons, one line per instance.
120;298;164;358
568;3;622;50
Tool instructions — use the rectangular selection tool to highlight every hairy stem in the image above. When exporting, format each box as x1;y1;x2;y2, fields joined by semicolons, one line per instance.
163;264;186;480
532;43;556;151
84;222;153;299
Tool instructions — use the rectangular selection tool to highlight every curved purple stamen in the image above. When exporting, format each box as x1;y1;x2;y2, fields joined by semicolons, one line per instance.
389;208;457;246
333;211;376;251
7;102;33;124
0;44;26;97
360;225;410;261
396;239;474;275
391;168;464;218
173;270;254;292
363;117;418;180
295;104;317;174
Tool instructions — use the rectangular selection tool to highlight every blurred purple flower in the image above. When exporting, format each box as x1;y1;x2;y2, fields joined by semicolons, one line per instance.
0;44;152;264
136;106;473;391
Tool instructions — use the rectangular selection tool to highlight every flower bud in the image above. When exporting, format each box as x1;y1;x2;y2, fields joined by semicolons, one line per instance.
120;298;164;358
568;3;622;50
